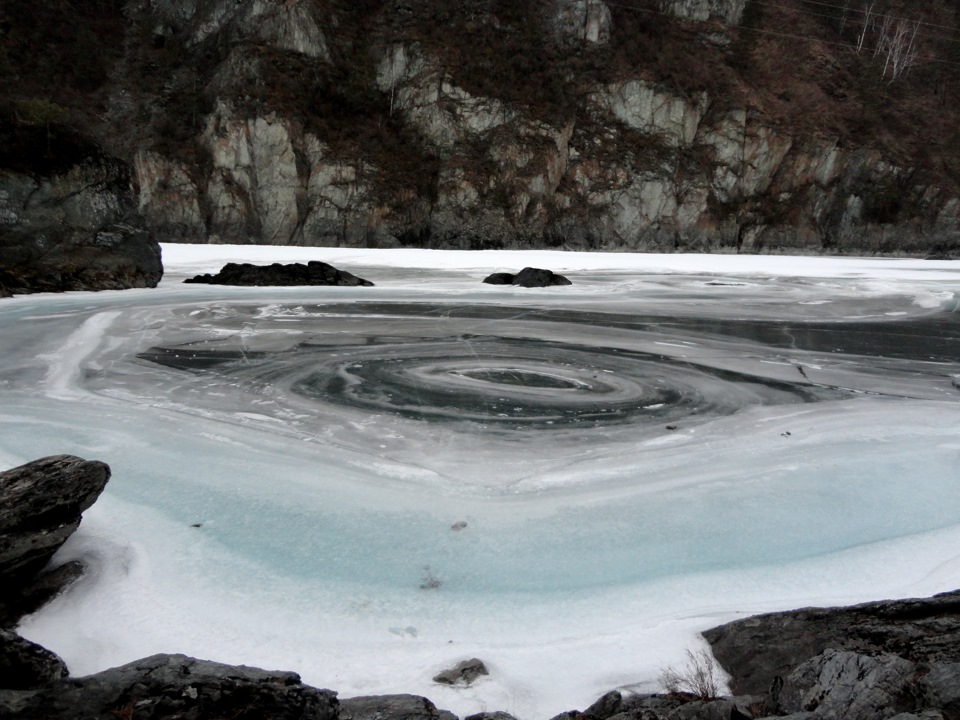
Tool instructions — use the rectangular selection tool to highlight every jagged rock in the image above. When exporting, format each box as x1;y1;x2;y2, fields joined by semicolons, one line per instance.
776;649;915;719
482;268;572;287
559;691;759;720
0;653;338;720
0;156;162;296
592;80;709;148
184;261;374;287
133;151;206;241
584;689;624;718
704;590;960;696
340;694;457;720
432;658;488;686
0;629;68;690
0;455;110;595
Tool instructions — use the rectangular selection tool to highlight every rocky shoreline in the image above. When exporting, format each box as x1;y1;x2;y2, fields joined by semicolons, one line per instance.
1;456;958;720
0;148;163;298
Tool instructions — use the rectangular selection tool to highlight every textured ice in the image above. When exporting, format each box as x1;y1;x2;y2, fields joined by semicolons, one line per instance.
2;246;960;719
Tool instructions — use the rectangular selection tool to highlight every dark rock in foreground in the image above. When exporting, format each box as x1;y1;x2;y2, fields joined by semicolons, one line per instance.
0;629;68;690
341;694;457;720
3;560;86;629
184;261;374;287
482;268;572;288
0;455;110;603
549;689;764;720
0;654;338;720
704;590;960;695
0;154;163;296
705;589;960;719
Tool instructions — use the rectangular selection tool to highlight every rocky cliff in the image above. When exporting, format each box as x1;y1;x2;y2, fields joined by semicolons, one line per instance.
0;152;163;296
3;0;960;254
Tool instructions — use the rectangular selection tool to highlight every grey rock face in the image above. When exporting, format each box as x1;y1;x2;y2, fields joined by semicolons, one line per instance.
776;649;915;719
0;156;162;296
0;653;338;720
0;455;110;589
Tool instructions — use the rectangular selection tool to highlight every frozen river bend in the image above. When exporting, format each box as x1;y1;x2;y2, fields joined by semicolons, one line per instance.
2;246;960;719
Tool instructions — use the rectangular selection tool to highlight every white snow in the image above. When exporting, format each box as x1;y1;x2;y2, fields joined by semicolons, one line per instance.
2;244;960;719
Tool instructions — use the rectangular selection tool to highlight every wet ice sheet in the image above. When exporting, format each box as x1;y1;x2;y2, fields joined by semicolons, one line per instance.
3;246;960;719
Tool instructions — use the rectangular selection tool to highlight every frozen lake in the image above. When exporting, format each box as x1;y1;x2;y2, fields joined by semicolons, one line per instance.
3;245;960;718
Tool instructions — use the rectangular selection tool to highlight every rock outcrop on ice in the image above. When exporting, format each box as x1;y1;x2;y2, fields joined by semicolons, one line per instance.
184;260;374;286
482;267;573;287
0;149;163;297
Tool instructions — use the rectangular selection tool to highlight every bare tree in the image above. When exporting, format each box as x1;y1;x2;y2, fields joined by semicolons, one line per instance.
873;7;894;60
880;17;921;82
855;3;921;83
659;649;725;701
856;0;877;53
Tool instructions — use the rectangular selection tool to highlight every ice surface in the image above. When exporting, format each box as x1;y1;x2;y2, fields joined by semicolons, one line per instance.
2;245;960;719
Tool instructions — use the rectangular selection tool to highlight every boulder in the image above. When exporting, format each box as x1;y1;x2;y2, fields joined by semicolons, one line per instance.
482;267;572;287
432;658;488;686
481;272;516;285
0;455;110;625
184;260;374;287
0;653;338;720
0;456;110;585
0;629;68;690
340;694;457;720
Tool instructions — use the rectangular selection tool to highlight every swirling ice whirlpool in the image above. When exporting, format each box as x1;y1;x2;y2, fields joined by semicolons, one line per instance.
286;336;828;427
137;307;837;430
